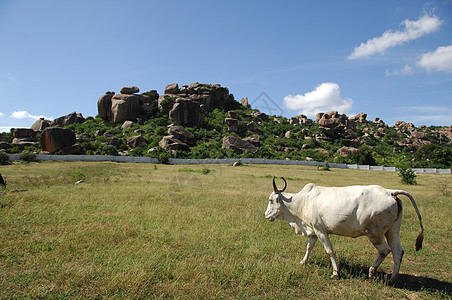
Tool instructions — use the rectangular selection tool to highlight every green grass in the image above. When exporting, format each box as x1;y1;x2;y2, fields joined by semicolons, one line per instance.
0;161;451;299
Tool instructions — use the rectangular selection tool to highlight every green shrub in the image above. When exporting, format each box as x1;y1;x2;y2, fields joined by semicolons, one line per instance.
0;152;11;165
158;152;170;164
317;162;330;171
71;170;87;182
19;151;36;162
398;167;417;185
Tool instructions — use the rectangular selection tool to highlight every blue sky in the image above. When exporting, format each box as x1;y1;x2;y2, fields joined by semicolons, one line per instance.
1;0;451;132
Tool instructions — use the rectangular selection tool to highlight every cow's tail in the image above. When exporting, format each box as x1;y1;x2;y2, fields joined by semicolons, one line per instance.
391;190;424;251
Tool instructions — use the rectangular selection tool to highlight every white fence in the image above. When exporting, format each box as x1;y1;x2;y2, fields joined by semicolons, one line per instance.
7;154;451;174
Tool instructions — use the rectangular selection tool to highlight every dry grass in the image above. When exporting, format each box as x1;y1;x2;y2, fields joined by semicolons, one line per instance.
0;161;451;299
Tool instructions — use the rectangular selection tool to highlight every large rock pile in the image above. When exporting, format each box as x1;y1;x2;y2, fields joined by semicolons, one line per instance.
11;128;36;148
97;87;153;123
159;82;236;126
393;121;432;150
315;111;348;142
97;83;237;127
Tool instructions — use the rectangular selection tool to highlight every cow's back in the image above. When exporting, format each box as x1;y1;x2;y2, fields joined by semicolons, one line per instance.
302;184;399;237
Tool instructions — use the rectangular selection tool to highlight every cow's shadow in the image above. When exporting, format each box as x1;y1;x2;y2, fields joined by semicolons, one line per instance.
313;260;451;296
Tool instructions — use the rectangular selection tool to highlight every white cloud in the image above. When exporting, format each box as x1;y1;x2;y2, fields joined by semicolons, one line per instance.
11;111;49;120
385;64;415;76
283;82;353;118
417;45;452;73
349;13;442;59
0;112;4;117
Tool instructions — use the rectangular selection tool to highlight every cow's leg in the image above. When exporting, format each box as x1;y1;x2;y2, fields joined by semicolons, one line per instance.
367;233;391;279
315;231;339;278
300;236;317;266
385;220;404;285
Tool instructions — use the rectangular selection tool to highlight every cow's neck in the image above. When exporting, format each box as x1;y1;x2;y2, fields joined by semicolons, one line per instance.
280;192;309;236
281;192;304;215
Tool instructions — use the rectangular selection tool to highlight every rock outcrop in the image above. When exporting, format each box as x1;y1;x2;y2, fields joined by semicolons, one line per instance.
40;127;77;153
52;112;85;127
11;128;36;147
222;136;258;154
337;146;359;157
97;87;154;123
120;86;139;94
126;135;148;148
225;118;239;132
169;100;205;127
31;118;51;132
167;125;196;146
316;111;347;142
158;136;190;151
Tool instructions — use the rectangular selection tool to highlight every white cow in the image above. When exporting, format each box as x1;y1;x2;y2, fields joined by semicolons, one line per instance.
265;177;423;284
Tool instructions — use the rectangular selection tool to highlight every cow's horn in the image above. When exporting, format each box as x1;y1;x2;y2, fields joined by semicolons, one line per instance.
272;176;278;193
281;177;287;192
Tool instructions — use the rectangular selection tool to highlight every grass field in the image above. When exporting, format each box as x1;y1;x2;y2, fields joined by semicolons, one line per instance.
0;161;451;299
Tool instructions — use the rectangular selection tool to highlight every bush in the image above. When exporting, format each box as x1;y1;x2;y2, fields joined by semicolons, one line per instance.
317;162;330;171
0;152;11;165
158;152;170;164
19;151;36;162
398;167;417;185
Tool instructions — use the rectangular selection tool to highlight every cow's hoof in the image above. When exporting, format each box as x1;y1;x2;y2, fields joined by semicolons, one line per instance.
330;274;338;279
299;260;306;266
369;267;375;278
387;277;397;285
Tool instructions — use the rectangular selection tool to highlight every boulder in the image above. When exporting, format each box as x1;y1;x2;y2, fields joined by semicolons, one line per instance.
164;83;179;95
167;125;196;146
224;118;239;132
346;119;356;131
121;120;134;130
97;93;114;120
337;146;359;157
222;136;258;154
158;136;189;151
111;94;141;123
316;113;324;122
31;118;51;132
126;135;148;148
98;89;152;123
11;128;35;138
12;137;36;147
40;127;77;154
169;101;205;127
52;112;85;127
289;117;299;125
60;144;83;155
120;86;139;94
250;110;268;122
318;117;341;128
350;112;367;122
109;137;124;148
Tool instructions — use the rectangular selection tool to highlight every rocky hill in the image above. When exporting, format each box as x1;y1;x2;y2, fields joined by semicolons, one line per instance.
1;82;451;168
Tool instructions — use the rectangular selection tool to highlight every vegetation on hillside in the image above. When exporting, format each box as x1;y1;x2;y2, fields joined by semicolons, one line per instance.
1;91;451;168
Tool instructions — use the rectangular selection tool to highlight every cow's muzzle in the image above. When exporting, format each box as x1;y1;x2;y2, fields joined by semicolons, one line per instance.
266;216;276;222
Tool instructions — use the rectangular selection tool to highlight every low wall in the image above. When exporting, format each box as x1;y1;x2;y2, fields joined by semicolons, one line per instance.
7;154;451;174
